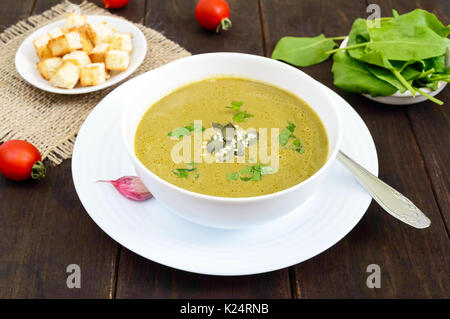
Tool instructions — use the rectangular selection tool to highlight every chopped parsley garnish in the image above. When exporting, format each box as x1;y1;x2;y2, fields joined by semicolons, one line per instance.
225;101;254;123
278;129;291;146
227;164;276;182
172;162;199;179
168;123;205;139
168;127;190;139
172;167;195;178
292;138;305;154
279;121;305;154
185;122;205;132
226;172;239;180
286;121;296;132
233;111;253;122
227;101;243;110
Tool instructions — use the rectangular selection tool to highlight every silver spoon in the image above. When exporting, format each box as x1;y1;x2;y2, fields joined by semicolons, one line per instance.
337;151;431;229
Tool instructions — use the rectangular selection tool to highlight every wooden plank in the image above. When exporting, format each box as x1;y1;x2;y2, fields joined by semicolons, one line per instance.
33;0;85;15
407;106;450;230
375;0;450;230
115;0;291;298
0;0;145;298
144;0;264;54
260;0;450;298
33;0;85;13
0;161;118;298
2;0;446;299
0;0;35;33
33;0;146;24
117;248;290;298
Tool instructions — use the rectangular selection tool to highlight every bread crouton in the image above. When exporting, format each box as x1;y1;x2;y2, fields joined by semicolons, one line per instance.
47;27;64;40
36;57;63;80
80;63;107;86
64;12;87;31
109;33;133;52
67;26;93;54
33;33;52;60
49;61;80;89
62;50;91;67
86;22;115;46
89;43;111;63
77;27;94;54
105;50;129;71
48;32;83;57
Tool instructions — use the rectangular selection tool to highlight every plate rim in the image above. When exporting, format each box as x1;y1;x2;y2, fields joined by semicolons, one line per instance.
14;15;147;95
72;71;379;276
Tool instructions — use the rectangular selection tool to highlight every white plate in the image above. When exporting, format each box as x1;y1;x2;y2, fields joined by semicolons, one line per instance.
72;73;378;275
339;37;448;105
15;15;147;94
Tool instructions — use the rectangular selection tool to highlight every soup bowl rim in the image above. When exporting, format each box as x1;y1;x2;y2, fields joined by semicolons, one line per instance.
121;52;342;202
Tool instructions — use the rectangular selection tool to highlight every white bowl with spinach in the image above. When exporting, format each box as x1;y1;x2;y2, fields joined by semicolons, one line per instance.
338;37;448;105
272;9;450;105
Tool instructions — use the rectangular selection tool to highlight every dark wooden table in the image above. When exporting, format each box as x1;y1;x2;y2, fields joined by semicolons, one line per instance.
0;0;449;299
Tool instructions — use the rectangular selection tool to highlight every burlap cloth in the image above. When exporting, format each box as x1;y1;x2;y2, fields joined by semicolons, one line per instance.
0;1;190;165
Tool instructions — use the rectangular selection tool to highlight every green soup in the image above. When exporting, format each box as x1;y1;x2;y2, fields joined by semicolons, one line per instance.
135;77;329;197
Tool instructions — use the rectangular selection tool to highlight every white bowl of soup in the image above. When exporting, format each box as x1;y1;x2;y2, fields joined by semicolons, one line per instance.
122;53;342;229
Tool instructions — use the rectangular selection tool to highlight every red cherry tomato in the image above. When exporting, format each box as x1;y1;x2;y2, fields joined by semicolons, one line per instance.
195;0;232;32
0;140;46;181
102;0;130;9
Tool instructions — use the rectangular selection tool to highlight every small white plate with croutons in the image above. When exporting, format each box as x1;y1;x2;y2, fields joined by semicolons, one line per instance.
15;13;147;94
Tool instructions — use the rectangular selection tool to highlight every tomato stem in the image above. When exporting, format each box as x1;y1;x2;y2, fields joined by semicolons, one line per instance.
31;161;46;180
216;17;232;33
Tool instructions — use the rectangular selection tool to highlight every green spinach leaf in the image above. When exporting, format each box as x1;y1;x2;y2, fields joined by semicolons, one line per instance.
331;51;397;97
366;64;408;93
367;24;448;61
271;34;338;67
392;9;450;38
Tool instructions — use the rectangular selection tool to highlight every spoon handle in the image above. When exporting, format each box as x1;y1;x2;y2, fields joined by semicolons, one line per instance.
337;151;431;229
